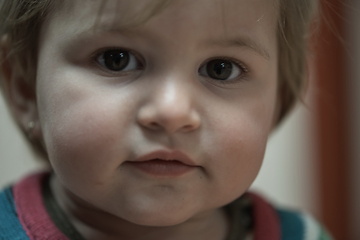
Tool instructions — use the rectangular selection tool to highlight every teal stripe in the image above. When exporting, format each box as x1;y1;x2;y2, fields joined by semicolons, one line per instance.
277;209;305;240
0;187;30;240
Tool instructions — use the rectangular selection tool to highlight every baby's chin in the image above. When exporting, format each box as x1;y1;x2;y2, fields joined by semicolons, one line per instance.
120;210;195;227
107;196;206;227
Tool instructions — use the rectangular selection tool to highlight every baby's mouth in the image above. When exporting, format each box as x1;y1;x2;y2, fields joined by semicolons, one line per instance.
126;150;199;177
127;159;196;176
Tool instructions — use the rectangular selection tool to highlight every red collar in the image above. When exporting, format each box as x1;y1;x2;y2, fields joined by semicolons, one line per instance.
246;192;281;240
13;172;68;240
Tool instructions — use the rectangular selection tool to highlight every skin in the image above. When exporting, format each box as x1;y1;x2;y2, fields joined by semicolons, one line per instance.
2;0;280;239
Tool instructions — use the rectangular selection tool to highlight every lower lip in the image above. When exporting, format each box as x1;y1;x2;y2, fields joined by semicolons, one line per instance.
126;160;195;176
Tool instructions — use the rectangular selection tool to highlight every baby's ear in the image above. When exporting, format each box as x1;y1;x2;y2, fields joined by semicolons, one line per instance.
0;35;41;139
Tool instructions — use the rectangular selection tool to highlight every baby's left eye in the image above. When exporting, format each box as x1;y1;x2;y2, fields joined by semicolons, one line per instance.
198;59;243;81
96;49;141;72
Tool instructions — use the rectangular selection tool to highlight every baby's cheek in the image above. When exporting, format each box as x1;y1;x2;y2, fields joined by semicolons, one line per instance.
41;94;125;178
203;108;270;204
45;105;127;197
223;124;266;173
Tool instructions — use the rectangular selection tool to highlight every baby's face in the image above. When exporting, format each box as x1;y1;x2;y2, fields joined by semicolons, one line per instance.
36;0;279;226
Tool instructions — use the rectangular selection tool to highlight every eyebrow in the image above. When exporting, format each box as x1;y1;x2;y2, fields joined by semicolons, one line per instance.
205;37;271;60
77;25;271;61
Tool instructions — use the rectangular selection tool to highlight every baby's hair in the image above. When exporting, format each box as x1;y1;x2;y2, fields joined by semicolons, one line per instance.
0;0;318;160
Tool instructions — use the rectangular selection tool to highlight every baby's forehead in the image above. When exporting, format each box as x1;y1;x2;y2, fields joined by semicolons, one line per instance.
54;0;279;32
41;0;278;61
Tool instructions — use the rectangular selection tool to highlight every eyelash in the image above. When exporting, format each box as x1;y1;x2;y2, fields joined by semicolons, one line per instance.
92;48;250;84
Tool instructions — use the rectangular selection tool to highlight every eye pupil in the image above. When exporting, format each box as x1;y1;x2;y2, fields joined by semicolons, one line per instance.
104;50;129;71
207;60;233;80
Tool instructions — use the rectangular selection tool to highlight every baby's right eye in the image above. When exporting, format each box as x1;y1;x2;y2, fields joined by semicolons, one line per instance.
97;49;141;72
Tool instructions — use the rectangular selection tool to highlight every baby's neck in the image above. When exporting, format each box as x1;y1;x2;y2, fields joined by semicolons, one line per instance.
69;208;229;240
50;175;230;240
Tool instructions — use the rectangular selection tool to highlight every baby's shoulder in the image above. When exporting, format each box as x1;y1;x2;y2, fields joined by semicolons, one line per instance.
275;207;333;240
0;186;30;239
243;192;333;240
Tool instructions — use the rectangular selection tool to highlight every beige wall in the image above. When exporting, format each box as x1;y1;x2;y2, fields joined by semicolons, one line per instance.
0;93;45;187
251;102;318;215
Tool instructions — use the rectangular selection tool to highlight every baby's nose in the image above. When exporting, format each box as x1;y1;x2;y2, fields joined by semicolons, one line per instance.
136;81;201;133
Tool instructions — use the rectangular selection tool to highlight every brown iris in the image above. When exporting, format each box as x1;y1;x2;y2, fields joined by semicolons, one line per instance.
206;60;233;80
103;50;130;71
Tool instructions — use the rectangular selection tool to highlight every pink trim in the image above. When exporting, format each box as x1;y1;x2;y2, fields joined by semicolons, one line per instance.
13;172;69;240
246;192;281;240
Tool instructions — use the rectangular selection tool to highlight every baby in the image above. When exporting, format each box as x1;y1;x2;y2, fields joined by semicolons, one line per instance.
0;0;333;239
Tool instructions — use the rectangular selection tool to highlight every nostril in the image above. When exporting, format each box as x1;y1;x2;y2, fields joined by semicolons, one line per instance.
182;124;196;132
149;122;160;129
137;102;201;133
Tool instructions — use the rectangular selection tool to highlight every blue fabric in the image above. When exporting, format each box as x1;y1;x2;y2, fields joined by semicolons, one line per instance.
0;186;29;240
277;209;305;240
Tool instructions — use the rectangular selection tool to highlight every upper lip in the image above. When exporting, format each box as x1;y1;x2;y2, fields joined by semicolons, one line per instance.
133;150;198;167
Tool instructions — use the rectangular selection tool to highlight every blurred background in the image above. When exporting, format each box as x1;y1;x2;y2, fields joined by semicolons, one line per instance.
0;0;359;239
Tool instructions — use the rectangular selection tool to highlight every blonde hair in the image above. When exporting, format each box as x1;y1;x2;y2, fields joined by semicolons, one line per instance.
0;0;319;160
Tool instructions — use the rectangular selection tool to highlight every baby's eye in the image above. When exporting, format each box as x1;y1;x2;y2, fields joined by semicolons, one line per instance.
97;49;140;71
199;59;243;81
